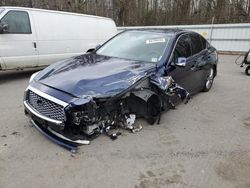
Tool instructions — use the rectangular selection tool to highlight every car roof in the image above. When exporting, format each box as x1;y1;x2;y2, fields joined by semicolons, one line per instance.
123;28;191;36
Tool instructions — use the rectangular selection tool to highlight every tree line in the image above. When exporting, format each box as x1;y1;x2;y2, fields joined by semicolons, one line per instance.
1;0;250;26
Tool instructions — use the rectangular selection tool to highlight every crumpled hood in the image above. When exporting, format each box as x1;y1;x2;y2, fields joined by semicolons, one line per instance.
35;54;156;98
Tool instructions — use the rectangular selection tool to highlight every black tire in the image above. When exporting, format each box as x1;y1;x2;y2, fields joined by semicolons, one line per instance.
202;67;215;92
245;66;250;76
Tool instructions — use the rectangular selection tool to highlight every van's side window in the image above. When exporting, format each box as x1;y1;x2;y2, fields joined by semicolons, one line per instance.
1;11;31;34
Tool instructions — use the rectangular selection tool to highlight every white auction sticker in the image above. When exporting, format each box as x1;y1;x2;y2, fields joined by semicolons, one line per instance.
151;58;158;62
146;38;166;44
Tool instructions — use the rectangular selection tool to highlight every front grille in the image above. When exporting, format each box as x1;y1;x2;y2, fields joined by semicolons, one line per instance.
27;90;65;122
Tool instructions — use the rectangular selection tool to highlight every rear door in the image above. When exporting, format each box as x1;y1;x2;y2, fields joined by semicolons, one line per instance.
0;10;38;69
188;33;207;91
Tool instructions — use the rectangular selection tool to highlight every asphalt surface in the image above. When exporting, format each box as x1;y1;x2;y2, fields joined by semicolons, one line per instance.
0;55;250;188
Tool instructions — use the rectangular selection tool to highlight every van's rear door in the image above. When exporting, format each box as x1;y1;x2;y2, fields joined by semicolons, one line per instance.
0;10;38;70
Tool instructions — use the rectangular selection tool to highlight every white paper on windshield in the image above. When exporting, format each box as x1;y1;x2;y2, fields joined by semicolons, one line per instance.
151;58;158;62
146;38;166;44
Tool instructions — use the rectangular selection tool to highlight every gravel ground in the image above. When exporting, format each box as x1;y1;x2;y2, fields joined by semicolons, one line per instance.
0;55;250;188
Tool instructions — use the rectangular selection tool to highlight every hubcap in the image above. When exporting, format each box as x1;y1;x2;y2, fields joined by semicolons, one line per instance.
206;68;214;89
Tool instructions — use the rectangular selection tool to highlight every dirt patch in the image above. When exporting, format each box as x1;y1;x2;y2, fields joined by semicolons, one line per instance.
243;117;250;127
214;153;250;188
136;174;183;188
135;164;193;188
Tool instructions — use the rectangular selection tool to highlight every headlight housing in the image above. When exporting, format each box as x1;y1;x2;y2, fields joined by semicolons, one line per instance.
29;71;40;83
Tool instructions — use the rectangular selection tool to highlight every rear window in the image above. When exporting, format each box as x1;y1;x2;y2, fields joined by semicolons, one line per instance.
200;36;207;49
0;10;31;34
190;33;203;55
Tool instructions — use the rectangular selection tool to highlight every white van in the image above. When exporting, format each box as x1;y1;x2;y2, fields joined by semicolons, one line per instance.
0;7;117;70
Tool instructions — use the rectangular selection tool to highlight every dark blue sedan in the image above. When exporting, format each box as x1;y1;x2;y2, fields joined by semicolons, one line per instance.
24;29;218;150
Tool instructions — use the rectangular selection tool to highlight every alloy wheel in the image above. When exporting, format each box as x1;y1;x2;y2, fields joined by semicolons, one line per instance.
205;68;214;90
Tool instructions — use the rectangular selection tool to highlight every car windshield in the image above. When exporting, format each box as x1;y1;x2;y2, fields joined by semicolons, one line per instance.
96;31;171;63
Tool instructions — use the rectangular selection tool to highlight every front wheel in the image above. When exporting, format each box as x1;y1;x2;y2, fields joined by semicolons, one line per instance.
245;66;250;76
202;67;215;92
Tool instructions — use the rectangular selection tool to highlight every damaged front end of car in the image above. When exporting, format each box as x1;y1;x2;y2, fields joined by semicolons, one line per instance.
24;63;192;152
60;77;162;138
24;72;170;151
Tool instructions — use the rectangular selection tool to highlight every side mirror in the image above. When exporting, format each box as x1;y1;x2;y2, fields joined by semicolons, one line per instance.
86;44;101;53
0;23;9;34
175;57;187;67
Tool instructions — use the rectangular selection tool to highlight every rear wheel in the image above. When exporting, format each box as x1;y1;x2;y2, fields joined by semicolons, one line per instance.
202;67;215;92
245;66;250;76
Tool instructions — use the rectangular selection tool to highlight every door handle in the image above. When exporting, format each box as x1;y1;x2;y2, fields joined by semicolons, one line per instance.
33;42;37;49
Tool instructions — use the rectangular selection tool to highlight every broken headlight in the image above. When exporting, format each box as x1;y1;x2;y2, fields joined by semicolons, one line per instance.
71;110;100;136
72;111;83;125
70;99;98;126
71;110;96;126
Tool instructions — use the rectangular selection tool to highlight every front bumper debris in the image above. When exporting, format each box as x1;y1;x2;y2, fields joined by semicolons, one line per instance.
24;101;90;152
31;119;79;152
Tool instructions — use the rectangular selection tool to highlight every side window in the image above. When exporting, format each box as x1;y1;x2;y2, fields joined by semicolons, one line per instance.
200;35;207;49
1;11;31;34
190;33;203;55
174;35;192;60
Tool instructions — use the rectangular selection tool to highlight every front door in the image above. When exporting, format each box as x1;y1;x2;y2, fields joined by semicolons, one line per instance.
0;10;38;70
167;34;194;93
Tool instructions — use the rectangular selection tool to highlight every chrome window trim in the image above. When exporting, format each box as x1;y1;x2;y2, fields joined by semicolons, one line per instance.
24;101;63;125
26;85;69;107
